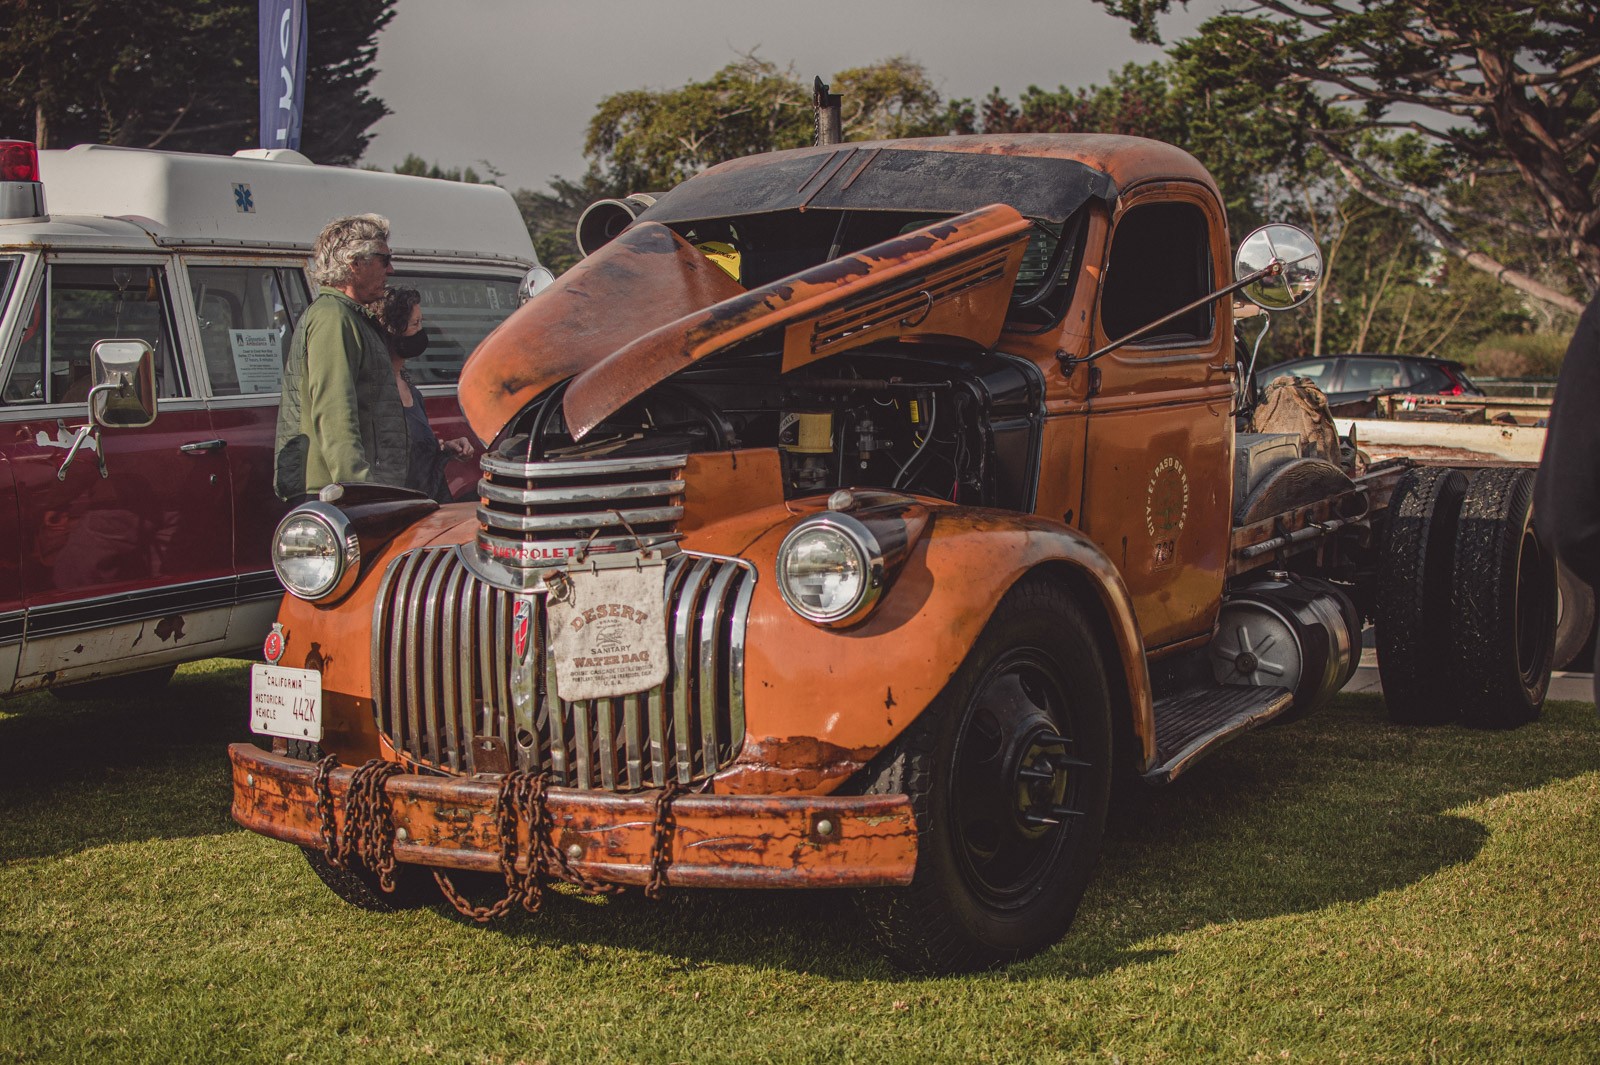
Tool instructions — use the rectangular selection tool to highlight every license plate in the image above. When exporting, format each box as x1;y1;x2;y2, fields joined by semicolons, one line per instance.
548;563;669;702
250;663;323;741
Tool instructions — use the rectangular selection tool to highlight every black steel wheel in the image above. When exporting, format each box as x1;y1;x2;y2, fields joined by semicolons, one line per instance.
1449;468;1555;728
854;578;1113;974
1375;466;1468;724
284;740;436;912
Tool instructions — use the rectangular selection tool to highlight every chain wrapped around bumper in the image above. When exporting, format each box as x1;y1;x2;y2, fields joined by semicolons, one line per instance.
229;744;917;889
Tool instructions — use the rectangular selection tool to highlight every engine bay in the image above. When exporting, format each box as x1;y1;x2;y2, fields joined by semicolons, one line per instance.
494;345;1046;510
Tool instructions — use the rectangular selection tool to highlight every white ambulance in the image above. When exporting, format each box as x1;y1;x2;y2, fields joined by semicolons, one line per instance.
0;140;546;696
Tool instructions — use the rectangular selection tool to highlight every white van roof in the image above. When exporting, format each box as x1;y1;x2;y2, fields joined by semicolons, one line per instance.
33;144;536;265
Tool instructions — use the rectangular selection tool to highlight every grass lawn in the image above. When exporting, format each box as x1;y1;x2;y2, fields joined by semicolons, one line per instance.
0;660;1595;1063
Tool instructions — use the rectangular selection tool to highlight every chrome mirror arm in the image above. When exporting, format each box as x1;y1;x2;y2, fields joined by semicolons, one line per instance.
56;379;126;481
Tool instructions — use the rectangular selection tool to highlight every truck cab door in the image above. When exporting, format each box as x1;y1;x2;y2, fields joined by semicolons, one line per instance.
0;257;236;687
1078;187;1235;651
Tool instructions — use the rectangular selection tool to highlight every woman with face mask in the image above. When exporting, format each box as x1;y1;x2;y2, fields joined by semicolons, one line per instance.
368;286;475;502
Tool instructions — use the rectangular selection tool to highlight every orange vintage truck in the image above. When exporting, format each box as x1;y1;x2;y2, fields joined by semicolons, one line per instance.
228;134;1556;974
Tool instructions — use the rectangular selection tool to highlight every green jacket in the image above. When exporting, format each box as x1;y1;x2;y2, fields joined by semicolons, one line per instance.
274;287;408;500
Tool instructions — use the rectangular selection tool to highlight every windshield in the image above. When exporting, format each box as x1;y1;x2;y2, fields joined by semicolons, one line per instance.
391;271;521;385
668;206;1084;320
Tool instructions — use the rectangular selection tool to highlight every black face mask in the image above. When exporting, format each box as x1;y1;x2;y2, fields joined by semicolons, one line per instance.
396;331;429;359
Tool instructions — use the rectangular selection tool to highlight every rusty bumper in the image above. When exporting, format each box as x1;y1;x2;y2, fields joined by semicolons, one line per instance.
229;744;917;889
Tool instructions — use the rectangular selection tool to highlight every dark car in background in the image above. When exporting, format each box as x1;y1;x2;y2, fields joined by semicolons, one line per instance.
1255;353;1485;413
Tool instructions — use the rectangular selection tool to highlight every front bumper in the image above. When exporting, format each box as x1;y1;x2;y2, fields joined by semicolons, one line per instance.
229;744;917;888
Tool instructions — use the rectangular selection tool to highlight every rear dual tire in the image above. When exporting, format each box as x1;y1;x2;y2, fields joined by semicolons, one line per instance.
1376;467;1554;728
1449;468;1554;727
1376;467;1468;724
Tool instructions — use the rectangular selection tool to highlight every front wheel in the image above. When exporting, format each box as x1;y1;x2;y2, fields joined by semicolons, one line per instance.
854;578;1114;974
284;740;436;912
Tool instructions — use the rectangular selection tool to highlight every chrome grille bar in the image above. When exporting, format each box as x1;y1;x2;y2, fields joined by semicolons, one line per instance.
439;564;461;767
420;551;446;763
477;505;684;535
699;564;739;777
544;641;567;780
480;478;687;506
672;558;713;783
622;693;644;790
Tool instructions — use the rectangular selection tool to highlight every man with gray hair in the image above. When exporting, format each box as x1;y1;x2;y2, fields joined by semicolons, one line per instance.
274;213;409;500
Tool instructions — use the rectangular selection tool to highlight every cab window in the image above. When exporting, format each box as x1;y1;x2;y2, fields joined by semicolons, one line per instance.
393;272;520;385
187;264;310;396
3;263;186;406
1099;201;1214;345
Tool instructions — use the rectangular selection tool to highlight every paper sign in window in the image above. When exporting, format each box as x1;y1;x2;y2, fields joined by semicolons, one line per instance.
229;329;282;394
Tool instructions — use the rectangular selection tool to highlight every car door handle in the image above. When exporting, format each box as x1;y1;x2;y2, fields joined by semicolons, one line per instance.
179;439;227;453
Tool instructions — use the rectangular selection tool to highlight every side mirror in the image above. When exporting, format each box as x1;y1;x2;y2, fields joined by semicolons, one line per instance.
1235;224;1323;310
89;339;157;428
517;264;557;304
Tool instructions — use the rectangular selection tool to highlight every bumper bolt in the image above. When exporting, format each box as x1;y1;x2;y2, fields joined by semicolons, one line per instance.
566;843;583;861
396;827;408;841
245;773;254;787
815;818;835;837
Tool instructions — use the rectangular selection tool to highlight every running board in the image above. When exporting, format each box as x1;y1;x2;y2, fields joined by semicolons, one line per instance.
1142;685;1294;785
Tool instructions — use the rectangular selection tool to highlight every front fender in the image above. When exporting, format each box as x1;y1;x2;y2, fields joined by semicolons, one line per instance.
267;504;480;760
713;506;1154;794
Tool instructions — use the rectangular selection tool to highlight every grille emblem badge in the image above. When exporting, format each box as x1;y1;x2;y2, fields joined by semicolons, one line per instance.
263;623;286;664
512;599;532;661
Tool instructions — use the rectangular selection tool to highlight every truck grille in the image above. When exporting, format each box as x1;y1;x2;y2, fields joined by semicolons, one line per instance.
474;452;687;587
371;547;754;790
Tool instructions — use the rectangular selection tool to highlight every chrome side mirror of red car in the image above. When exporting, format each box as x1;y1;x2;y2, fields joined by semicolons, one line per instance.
56;338;159;481
89;338;158;429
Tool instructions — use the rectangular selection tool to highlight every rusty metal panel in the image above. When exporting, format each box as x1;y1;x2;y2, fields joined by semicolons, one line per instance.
458;223;746;444
230;742;917;888
560;206;1032;441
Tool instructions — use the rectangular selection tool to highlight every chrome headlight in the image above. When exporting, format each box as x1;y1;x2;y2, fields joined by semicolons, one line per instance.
272;502;360;602
776;514;885;627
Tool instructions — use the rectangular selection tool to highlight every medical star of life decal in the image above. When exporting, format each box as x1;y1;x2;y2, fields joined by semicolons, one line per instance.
233;183;254;212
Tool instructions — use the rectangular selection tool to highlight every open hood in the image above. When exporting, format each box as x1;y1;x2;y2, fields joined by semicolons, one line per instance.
459;204;1031;444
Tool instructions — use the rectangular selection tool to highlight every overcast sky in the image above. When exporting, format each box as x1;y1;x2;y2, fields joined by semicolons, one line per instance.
362;0;1217;193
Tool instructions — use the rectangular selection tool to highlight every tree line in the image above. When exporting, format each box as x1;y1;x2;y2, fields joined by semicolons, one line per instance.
5;1;1593;366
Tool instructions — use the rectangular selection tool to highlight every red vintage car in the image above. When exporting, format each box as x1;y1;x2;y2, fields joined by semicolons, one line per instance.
0;140;546;696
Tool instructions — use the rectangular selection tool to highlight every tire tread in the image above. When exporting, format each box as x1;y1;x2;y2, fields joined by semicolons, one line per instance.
1375;466;1467;723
